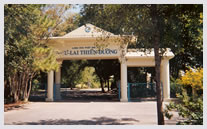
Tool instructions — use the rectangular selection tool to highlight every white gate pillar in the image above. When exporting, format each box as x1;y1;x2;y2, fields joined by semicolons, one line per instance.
55;67;61;84
46;70;54;102
55;65;62;100
161;59;170;99
120;57;128;102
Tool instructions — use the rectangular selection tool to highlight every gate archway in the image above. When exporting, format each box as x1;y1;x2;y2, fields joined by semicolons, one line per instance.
46;24;174;102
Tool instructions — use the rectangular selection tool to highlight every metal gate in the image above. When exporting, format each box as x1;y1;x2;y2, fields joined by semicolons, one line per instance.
119;83;163;102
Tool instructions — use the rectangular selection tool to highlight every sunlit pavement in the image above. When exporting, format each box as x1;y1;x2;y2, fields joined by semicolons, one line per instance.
4;101;179;125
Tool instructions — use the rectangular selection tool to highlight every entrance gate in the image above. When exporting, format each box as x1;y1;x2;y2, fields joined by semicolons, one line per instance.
46;24;174;102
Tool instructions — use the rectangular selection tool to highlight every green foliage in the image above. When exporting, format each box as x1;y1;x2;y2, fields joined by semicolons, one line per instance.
165;67;203;125
167;5;203;78
87;60;120;92
170;83;182;98
170;78;182;98
61;60;88;88
165;89;203;125
31;79;40;93
79;67;100;88
62;60;100;89
33;47;59;72
61;59;119;91
128;67;155;83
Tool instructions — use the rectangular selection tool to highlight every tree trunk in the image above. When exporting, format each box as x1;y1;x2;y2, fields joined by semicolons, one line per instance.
151;4;165;125
24;77;31;102
23;77;29;101
13;74;19;102
16;74;21;101
107;79;110;91
23;73;29;100
100;79;105;93
19;71;24;100
154;48;164;125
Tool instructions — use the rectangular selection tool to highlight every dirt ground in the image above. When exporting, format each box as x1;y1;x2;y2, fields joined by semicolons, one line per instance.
4;101;28;112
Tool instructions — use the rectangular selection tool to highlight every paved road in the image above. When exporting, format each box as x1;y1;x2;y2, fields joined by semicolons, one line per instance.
4;101;179;125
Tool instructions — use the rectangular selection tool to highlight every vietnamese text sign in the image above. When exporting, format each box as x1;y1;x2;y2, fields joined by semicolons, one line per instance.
57;46;118;56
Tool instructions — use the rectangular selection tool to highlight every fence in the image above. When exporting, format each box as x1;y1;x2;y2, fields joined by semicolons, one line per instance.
32;83;72;101
118;82;163;102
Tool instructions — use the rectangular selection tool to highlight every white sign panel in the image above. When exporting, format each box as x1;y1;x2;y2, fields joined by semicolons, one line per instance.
56;45;120;59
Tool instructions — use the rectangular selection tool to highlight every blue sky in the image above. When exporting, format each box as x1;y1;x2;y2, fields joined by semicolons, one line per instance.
70;4;82;14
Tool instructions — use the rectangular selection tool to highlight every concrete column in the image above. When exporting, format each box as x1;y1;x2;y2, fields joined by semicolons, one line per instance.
146;73;151;88
120;58;128;102
46;70;54;102
55;66;61;100
55;67;61;84
161;59;170;99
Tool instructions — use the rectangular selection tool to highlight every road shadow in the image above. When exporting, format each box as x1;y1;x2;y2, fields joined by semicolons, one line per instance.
29;88;156;102
7;117;140;125
29;89;120;102
129;97;156;102
60;90;119;102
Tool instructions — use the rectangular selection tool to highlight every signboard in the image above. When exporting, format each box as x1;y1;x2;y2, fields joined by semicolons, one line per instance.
57;46;118;56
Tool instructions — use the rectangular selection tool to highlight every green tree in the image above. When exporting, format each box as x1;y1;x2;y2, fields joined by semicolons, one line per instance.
4;4;72;103
78;67;100;88
87;60;120;93
61;60;88;89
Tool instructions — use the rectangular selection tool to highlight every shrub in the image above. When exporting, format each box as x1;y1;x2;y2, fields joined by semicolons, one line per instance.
170;83;182;98
165;67;203;125
180;68;203;92
165;89;203;125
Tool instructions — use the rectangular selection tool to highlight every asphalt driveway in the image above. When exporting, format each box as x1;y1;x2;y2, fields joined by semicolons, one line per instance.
4;101;179;125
